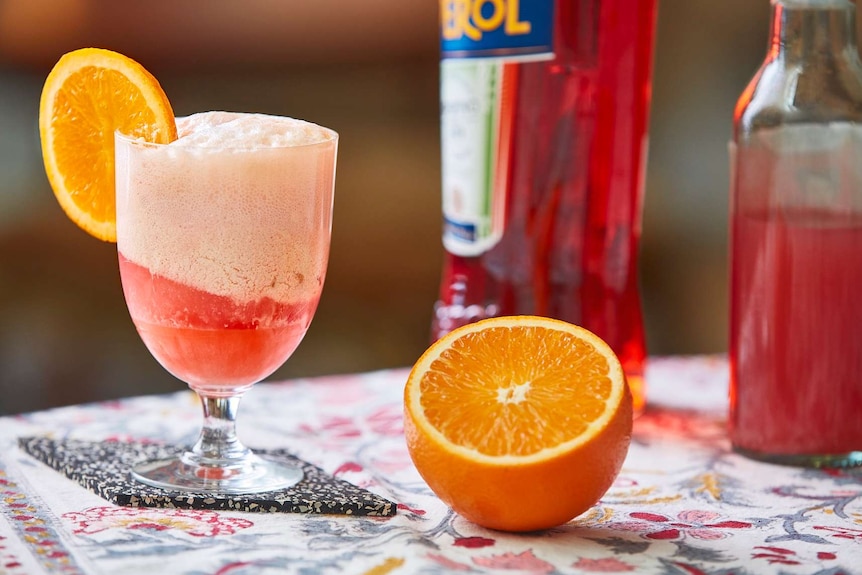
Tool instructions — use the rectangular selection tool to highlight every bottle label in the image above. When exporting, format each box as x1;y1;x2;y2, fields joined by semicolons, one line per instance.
440;0;555;60
440;59;515;256
439;0;552;256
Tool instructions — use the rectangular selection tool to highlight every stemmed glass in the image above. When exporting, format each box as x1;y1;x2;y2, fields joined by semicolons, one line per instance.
114;113;337;493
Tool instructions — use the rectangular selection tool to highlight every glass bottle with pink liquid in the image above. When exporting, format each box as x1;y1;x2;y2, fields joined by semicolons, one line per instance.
730;0;862;467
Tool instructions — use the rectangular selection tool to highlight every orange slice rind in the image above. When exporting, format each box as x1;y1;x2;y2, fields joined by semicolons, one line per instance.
39;48;177;242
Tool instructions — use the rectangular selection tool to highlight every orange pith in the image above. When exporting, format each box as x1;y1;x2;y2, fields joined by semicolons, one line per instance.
404;315;632;532
39;48;177;242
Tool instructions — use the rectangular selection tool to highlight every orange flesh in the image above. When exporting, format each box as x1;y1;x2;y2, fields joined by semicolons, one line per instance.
419;325;612;457
40;48;177;242
51;67;167;226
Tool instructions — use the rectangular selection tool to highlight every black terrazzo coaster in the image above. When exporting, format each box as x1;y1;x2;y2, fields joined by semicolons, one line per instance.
18;436;395;517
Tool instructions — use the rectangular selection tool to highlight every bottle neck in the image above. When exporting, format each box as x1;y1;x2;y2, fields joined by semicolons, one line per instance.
768;0;857;63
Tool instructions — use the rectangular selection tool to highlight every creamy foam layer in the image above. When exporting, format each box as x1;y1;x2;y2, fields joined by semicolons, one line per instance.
175;112;335;148
116;112;337;305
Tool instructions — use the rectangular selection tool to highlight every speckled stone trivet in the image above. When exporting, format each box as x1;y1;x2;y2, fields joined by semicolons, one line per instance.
18;436;395;517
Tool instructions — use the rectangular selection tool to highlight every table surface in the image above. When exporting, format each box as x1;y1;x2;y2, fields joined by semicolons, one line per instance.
0;356;860;575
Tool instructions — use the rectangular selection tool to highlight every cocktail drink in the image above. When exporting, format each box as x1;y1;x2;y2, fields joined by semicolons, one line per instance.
115;111;337;492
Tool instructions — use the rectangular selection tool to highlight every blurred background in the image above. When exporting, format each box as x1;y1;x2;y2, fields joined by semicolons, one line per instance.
0;0;777;414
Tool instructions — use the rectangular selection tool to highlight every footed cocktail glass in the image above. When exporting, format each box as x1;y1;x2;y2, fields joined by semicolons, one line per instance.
114;112;337;493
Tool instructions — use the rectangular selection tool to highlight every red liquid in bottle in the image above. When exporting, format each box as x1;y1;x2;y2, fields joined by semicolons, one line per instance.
433;0;658;414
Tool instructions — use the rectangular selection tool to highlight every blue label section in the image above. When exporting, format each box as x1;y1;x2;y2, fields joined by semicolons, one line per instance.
443;216;478;243
440;0;555;60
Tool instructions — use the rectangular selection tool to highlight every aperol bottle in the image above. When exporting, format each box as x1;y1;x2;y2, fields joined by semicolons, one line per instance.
729;0;862;466
433;0;658;414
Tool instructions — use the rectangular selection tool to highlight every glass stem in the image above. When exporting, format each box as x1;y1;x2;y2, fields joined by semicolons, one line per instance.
188;394;251;465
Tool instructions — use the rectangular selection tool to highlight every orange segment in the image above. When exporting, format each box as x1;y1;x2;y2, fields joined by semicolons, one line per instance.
404;315;633;532
39;48;177;242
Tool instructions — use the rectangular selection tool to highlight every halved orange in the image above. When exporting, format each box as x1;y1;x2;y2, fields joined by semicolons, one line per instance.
39;48;177;242
404;315;633;532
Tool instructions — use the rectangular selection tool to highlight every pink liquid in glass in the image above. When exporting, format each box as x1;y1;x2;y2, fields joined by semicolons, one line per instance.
119;254;318;390
115;113;335;395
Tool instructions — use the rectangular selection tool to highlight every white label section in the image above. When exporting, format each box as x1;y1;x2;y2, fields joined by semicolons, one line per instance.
440;59;507;257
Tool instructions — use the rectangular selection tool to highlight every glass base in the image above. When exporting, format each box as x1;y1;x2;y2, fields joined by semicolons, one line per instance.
733;445;862;469
132;452;304;494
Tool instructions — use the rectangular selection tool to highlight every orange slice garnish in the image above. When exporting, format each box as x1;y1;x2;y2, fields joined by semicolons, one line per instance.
39;48;177;242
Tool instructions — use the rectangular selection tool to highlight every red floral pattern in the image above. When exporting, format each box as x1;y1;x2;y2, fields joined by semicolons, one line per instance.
572;557;636;572
611;510;753;540
472;550;555;573
63;507;253;537
0;468;84;574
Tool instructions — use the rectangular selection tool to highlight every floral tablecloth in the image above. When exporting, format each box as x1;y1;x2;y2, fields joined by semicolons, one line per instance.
0;355;860;575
